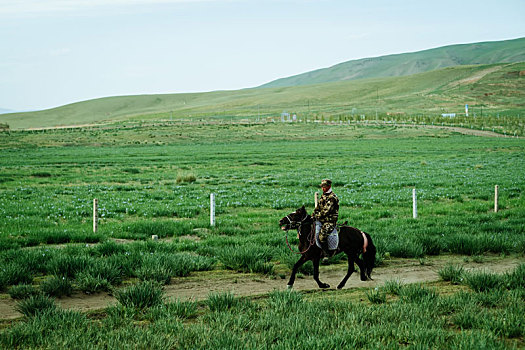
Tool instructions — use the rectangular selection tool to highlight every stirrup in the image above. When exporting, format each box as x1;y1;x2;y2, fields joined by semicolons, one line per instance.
320;241;331;257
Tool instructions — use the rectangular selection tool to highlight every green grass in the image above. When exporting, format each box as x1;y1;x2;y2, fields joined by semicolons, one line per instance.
15;295;57;318
0;115;523;348
2;282;523;349
438;264;465;284
114;281;164;309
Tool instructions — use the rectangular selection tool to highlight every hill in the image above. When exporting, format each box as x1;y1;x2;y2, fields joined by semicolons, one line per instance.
260;37;525;88
0;62;523;130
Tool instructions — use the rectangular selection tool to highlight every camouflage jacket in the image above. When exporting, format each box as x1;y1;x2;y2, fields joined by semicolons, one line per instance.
313;191;339;224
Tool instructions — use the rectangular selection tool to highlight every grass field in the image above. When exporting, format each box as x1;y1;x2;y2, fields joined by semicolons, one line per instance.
0;122;524;348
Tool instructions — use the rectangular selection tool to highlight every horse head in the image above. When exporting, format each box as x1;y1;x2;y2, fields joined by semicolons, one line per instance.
279;206;310;231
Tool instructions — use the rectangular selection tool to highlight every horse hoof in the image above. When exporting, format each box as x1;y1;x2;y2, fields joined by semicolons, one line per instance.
319;283;330;289
337;284;344;290
286;285;293;290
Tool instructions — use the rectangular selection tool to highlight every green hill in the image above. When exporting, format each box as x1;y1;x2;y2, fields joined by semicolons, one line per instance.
1;62;523;130
260;37;525;88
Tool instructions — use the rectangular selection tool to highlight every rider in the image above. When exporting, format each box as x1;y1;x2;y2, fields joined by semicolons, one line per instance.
312;179;339;257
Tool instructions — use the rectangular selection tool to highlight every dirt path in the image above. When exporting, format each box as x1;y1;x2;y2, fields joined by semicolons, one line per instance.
0;255;522;321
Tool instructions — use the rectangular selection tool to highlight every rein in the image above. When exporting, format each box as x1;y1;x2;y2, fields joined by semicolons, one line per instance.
284;215;316;255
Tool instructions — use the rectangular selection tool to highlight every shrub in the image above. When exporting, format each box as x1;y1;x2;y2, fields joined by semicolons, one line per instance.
114;281;164;309
438;265;465;284
8;284;40;300
464;270;503;292
15;295;57;317
206;291;237;312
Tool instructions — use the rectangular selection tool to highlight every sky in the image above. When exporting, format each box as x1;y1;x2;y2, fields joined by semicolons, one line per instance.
0;0;524;112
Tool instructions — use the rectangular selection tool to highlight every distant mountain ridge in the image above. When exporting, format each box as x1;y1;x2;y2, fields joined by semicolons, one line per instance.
259;37;525;88
1;61;523;129
0;108;13;115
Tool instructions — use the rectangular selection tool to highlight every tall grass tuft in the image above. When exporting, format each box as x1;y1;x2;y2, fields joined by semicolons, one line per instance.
399;284;438;303
15;295;57;317
176;173;197;183
114;281;164;309
267;289;303;311
217;244;274;274
366;288;387;304
8;284;40;300
504;263;525;290
463;270;503;292
40;276;73;297
206;291;237;312
438;264;465;284
0;263;33;286
382;278;404;295
46;254;94;278
75;272;111;294
146;299;197;321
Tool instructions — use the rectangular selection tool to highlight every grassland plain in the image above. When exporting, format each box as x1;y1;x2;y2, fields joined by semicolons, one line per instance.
0;122;524;348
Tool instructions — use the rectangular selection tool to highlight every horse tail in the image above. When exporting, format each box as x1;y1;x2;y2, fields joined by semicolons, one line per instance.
362;232;376;279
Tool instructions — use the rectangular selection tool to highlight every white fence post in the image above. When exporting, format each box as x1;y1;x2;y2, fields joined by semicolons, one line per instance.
494;185;499;213
412;188;418;219
210;193;216;226
93;198;98;233
315;192;319;208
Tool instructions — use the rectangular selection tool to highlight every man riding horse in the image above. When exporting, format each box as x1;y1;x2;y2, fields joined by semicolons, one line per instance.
313;179;339;257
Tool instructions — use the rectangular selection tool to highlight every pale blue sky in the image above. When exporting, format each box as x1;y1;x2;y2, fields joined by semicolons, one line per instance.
1;0;524;111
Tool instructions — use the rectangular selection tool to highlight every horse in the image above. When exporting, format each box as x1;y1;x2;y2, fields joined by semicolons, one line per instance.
279;206;376;289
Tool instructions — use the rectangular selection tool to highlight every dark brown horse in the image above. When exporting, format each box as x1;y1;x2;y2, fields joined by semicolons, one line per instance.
280;206;376;289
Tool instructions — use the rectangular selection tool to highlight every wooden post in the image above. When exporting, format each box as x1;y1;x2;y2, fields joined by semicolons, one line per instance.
412;188;418;219
210;193;216;226
93;198;98;233
494;185;498;213
315;192;319;208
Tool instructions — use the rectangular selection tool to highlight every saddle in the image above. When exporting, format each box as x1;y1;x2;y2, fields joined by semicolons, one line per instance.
314;221;339;250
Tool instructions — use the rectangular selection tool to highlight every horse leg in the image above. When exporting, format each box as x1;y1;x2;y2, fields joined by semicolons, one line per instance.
337;254;356;289
313;255;330;289
287;256;308;288
355;256;369;281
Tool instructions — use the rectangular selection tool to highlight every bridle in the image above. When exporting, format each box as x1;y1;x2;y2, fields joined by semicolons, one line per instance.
283;212;316;255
